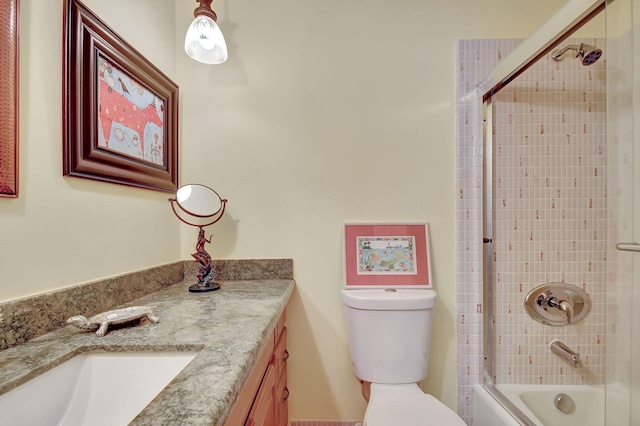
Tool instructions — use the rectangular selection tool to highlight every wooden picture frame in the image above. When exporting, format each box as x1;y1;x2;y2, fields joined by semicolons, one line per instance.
0;0;19;198
63;0;179;192
343;222;432;288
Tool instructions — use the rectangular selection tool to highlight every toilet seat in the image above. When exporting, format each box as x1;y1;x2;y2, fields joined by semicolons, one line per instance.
364;384;466;426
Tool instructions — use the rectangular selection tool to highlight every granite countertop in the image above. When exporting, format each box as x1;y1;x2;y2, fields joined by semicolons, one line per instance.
0;278;295;425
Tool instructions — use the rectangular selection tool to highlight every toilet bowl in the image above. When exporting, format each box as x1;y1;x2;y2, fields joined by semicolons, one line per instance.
363;383;466;426
342;288;466;426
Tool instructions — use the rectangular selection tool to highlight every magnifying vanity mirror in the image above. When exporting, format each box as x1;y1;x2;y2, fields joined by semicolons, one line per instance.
169;184;227;293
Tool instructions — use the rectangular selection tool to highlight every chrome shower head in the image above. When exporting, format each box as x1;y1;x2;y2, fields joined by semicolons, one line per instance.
578;43;603;65
551;43;602;66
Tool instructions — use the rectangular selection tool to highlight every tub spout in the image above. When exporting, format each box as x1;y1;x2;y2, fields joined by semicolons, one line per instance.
550;340;581;368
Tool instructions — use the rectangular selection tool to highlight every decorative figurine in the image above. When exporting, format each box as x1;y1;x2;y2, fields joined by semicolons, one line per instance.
67;305;160;337
192;227;215;287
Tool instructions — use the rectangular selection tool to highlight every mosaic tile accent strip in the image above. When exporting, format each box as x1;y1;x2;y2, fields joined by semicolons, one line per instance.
456;38;522;423
456;38;606;423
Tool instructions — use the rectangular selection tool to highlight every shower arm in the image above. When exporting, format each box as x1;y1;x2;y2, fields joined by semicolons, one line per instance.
551;44;579;61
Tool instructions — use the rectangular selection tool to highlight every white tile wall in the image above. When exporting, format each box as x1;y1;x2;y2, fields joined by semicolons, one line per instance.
456;38;606;424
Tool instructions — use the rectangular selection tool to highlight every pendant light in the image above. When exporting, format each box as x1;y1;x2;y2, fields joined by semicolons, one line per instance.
184;0;228;64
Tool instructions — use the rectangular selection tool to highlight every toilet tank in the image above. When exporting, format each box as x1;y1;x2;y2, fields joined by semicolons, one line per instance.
341;288;437;384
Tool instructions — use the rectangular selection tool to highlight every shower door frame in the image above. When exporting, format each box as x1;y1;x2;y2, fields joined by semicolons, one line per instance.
478;0;606;424
481;96;533;426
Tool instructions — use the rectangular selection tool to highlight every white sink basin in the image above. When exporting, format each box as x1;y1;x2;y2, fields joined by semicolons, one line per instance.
0;351;197;426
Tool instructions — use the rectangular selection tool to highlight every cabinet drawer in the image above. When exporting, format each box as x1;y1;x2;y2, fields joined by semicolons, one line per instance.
276;367;289;426
275;311;286;344
275;327;288;379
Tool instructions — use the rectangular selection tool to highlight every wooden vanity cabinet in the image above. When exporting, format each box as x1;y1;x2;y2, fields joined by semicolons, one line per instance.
225;311;289;426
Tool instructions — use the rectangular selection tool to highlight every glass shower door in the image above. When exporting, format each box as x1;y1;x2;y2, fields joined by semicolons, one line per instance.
605;0;638;423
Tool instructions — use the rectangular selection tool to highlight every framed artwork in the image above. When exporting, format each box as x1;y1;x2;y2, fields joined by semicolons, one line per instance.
343;223;432;288
0;0;19;198
63;0;179;192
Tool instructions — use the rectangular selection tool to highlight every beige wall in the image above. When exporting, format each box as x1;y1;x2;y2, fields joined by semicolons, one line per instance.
175;0;566;420
1;0;567;421
0;0;179;303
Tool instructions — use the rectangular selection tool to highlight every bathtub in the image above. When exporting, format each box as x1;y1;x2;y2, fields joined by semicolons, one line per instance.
472;384;604;426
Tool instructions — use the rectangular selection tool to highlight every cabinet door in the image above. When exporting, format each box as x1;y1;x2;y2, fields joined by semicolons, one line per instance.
246;364;276;426
225;336;275;425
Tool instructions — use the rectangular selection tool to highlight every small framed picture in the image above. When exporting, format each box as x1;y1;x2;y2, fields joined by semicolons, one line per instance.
343;223;432;288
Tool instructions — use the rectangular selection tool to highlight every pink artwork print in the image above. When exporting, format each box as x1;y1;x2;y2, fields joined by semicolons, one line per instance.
344;224;431;287
97;54;165;166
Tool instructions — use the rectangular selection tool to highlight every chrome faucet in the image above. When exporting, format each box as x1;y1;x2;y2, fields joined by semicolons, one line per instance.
550;340;581;368
546;296;574;323
524;282;592;326
536;289;575;323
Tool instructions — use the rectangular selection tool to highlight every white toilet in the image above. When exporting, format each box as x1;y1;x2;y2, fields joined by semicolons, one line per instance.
342;287;466;425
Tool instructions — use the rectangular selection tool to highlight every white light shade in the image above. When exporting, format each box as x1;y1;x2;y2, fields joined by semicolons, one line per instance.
184;16;228;64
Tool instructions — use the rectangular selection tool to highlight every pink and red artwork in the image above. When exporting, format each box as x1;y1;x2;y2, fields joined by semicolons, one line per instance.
97;55;165;167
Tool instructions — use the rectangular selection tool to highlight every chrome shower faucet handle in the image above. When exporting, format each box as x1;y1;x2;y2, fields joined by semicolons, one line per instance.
524;283;591;326
537;290;574;323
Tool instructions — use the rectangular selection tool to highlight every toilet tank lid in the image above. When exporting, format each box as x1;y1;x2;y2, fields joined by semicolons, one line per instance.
341;288;437;310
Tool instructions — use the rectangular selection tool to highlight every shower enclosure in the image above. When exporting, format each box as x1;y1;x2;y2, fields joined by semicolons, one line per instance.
483;33;607;425
487;31;607;380
456;0;639;424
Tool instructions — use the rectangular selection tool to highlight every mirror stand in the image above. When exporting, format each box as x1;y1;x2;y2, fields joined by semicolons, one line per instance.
169;184;227;293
